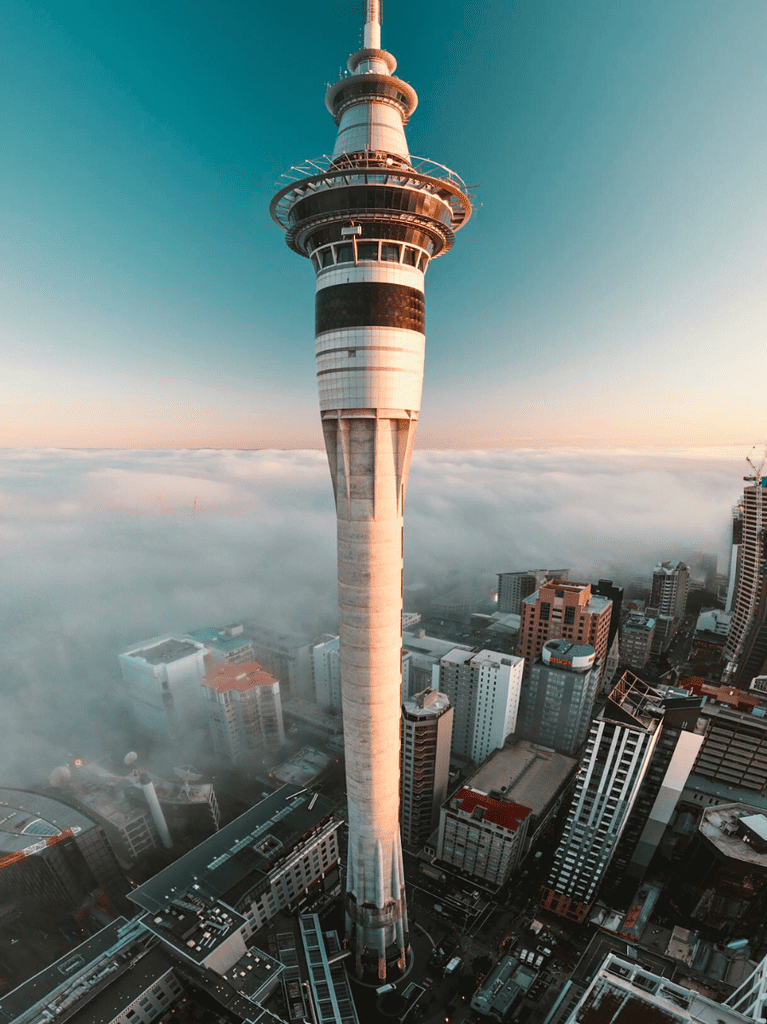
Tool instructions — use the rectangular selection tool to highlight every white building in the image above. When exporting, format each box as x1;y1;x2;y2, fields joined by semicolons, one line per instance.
204;660;286;763
437;785;530;887
402;630;472;697
400;689;453;849
696;608;732;636
541;673;665;923
433;649;523;765
310;635;342;712
119;636;208;739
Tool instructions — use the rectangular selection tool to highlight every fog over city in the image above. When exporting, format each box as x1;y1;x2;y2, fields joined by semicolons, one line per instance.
0;444;746;787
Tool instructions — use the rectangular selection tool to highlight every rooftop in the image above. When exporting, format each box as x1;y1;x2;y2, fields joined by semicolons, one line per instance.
0;787;97;856
699;803;767;866
126;637;203;665
449;787;530;832
129;784;337;916
464;742;577;817
205;661;279;693
403;688;452;717
574;955;749;1024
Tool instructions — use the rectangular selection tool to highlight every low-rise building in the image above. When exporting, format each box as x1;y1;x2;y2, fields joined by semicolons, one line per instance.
130;785;341;938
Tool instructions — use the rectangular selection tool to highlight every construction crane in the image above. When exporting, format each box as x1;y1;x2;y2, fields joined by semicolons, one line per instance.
0;826;82;872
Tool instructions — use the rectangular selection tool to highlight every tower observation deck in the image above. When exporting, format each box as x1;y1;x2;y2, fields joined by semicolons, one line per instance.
271;0;471;981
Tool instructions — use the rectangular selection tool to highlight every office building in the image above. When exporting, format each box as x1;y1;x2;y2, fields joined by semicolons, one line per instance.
131;785;341;937
437;786;530;888
242;622;316;703
565;954;751;1024
647;559;690;654
438;741;577;868
186;623;254;665
621;612;657;669
692;704;767;792
434;649;523;764
271;0;471;976
519;581;612;684
0;788;127;914
119;635;208;739
204;659;286;762
651;560;691;621
400;688;453;849
518;639;598;756
604;691;705;888
402;630;472;696
685;803;767;933
541;673;666;923
311;634;342;712
497;569;569;615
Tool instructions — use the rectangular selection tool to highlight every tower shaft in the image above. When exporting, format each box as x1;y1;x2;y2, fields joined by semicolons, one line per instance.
271;2;471;980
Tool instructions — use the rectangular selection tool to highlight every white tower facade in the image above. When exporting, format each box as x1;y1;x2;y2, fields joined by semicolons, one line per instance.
271;1;471;979
434;649;523;765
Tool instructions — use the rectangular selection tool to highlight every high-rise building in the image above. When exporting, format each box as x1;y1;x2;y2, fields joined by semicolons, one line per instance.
402;630;473;696
651;560;691;620
186;623;254;665
566;954;752;1024
519;581;612;683
621;612;656;669
497;569;570;615
271;1;471;978
724;467;767;685
434;649;523;764
518;639;598;756
203;660;286;762
726;499;744;613
119;636;207;739
541;673;666;923
400;688;453;849
311;634;342;712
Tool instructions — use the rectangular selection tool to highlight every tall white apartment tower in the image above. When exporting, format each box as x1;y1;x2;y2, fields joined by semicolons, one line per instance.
271;1;471;979
434;650;523;765
540;673;665;923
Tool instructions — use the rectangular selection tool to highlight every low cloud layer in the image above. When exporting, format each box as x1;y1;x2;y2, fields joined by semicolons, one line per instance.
0;445;747;786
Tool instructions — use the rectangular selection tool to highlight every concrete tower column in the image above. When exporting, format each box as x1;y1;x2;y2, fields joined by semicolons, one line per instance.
271;1;471;980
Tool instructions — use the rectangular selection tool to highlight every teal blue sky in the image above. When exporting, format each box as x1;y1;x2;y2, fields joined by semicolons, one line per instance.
3;0;765;447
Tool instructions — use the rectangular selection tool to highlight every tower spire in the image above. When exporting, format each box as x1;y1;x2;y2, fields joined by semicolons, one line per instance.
364;0;381;50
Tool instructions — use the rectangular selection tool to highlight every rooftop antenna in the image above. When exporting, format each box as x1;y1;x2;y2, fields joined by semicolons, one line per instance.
364;0;382;49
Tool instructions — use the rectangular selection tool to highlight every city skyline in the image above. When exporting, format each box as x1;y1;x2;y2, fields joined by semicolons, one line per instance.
2;0;765;449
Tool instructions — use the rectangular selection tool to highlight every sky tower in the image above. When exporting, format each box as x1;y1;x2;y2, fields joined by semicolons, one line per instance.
271;1;471;979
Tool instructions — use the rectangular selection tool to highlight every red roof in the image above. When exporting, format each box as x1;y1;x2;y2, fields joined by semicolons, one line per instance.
453;787;530;832
204;660;278;693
